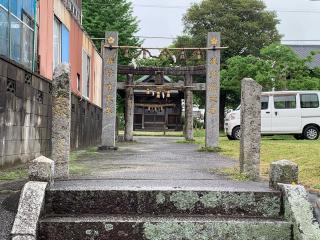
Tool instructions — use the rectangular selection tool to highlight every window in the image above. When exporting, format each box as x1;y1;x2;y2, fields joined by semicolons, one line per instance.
77;73;81;92
22;0;34;18
10;14;22;62
0;6;9;56
0;0;9;9
261;96;269;110
274;95;296;109
21;12;33;68
0;0;36;69
9;0;22;18
1;1;33;52
82;50;90;98
53;16;69;70
61;24;69;63
300;94;319;109
53;17;61;70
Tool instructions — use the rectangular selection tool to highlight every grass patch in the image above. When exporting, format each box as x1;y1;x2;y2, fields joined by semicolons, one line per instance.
176;139;196;144
0;167;27;181
70;147;99;162
198;146;222;153
210;167;251;182
186;129;320;191
132;131;184;137
69;164;90;175
69;147;99;175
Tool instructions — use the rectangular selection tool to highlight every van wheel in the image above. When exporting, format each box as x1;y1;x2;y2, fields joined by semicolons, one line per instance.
232;126;241;140
303;126;319;140
294;134;304;140
227;135;235;140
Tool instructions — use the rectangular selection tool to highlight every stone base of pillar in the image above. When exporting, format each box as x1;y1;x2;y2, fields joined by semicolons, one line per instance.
54;163;69;179
98;146;119;151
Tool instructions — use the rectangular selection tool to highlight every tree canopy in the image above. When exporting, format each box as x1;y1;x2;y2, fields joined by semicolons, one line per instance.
222;44;320;108
82;0;140;63
175;0;281;62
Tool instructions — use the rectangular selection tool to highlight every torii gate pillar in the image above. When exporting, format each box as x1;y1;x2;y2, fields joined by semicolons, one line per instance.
125;74;134;141
184;73;194;141
205;32;221;148
100;32;118;150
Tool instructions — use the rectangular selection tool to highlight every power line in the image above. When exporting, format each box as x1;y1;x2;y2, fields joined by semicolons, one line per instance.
91;36;320;42
90;35;178;40
83;2;320;14
82;2;190;9
135;36;178;40
276;10;320;13
83;2;320;12
282;40;320;41
134;4;189;9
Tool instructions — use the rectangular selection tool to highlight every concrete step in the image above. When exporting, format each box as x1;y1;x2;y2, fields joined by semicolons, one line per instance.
38;215;292;240
44;188;282;218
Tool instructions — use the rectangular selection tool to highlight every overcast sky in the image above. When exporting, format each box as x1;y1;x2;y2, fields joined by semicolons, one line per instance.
131;0;320;48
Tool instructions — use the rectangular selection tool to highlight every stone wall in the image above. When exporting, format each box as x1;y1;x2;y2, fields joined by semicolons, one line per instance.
70;94;102;150
0;57;52;167
0;57;102;167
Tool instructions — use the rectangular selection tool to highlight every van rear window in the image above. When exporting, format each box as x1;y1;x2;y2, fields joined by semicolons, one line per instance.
300;94;319;108
261;96;269;110
274;95;296;109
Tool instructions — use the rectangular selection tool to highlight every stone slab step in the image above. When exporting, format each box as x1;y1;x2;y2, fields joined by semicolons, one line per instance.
45;188;282;218
38;215;292;240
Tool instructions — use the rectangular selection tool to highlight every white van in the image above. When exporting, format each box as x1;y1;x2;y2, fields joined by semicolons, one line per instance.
224;91;320;140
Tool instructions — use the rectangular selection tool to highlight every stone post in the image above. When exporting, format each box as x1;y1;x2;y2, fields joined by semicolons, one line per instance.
125;74;134;141
279;184;320;239
185;73;194;140
205;32;220;148
28;156;54;186
270;160;299;190
239;78;262;180
51;63;71;179
11;181;48;240
100;32;118;150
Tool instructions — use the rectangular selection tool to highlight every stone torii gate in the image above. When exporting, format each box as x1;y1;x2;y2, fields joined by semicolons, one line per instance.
117;65;206;141
100;32;221;150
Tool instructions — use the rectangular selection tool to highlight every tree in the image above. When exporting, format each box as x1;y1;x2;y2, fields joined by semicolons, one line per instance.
222;44;320;109
174;0;282;128
178;0;281;61
82;0;140;64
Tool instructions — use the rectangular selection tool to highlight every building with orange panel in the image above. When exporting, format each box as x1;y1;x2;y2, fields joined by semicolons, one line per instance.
38;0;102;107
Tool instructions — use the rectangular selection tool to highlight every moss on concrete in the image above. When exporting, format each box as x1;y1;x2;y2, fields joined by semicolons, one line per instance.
103;223;114;232
143;221;291;240
156;193;166;205
166;191;280;218
85;229;99;237
280;184;320;240
169;192;199;211
256;196;281;218
200;192;223;208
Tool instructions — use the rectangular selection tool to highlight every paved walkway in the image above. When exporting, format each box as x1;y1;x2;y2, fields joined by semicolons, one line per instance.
69;136;272;191
75;136;235;180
